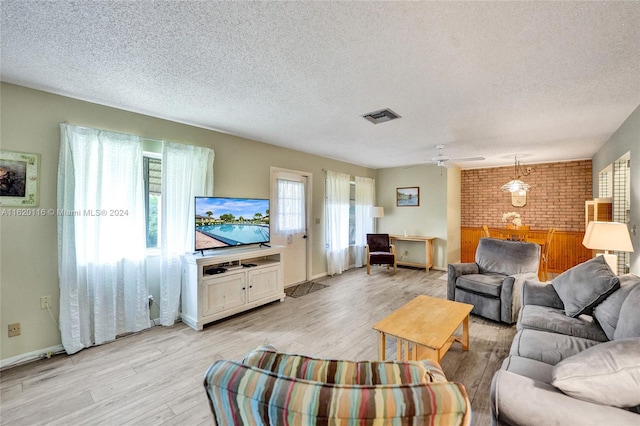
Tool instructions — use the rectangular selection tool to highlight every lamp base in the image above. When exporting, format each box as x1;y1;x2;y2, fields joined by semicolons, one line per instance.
596;253;618;275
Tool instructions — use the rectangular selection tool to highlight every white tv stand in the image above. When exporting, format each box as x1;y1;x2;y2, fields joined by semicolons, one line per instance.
181;245;285;331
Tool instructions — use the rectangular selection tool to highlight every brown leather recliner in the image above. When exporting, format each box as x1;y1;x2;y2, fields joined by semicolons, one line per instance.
366;234;397;274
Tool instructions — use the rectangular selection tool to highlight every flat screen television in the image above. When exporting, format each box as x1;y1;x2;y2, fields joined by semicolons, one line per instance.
195;196;270;252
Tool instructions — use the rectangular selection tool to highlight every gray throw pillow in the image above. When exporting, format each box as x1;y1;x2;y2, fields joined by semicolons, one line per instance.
551;256;619;317
614;284;640;340
552;338;640;408
593;274;640;340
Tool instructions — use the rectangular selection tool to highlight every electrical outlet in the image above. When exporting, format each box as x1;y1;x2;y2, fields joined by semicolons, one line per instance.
8;323;20;337
41;295;52;310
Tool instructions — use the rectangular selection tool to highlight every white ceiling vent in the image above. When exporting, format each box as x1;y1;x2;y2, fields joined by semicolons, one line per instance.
362;108;401;124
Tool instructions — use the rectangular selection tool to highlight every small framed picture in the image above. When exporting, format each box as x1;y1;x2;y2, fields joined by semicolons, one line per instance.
396;186;419;207
0;150;40;207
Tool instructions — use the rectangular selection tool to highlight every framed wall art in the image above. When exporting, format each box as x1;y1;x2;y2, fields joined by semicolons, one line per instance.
0;150;40;207
396;186;419;207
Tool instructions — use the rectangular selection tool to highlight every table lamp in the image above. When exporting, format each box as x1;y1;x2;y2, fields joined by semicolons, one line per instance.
582;221;634;275
370;206;384;233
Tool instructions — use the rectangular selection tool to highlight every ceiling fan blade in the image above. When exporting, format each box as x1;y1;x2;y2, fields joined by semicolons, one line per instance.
450;156;485;162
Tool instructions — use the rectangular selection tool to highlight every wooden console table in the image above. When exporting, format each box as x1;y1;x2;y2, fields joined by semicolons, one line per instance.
389;235;435;271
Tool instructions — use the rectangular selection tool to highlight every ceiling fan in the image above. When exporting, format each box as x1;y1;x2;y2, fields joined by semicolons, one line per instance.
427;144;485;168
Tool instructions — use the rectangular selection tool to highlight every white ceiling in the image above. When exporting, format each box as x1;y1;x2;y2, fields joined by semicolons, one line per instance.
2;1;639;169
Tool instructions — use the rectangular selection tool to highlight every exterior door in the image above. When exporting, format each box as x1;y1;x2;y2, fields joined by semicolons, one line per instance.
270;167;311;286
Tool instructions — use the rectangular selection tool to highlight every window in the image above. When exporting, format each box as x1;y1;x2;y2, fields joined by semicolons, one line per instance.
143;155;162;248
275;178;305;233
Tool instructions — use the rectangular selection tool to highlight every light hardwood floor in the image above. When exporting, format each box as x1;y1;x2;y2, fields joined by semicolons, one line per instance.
0;267;516;425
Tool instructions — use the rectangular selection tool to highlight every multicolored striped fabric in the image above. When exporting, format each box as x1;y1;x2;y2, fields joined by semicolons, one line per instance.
204;360;471;425
242;345;448;385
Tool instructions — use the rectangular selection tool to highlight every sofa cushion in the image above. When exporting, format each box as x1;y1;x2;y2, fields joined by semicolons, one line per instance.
552;338;640;408
594;274;640;340
242;344;446;384
551;256;619;317
475;238;540;276
501;355;554;384
517;305;608;342
614;284;640;340
455;273;506;297
510;329;601;365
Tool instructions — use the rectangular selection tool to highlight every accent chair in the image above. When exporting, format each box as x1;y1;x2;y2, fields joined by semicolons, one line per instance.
448;238;541;324
366;233;397;274
204;345;472;425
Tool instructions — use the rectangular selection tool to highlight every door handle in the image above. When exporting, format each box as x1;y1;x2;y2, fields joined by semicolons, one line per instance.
303;235;308;239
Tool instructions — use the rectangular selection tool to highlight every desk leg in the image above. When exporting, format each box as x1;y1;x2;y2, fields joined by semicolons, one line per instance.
462;315;470;351
424;240;433;271
378;332;386;361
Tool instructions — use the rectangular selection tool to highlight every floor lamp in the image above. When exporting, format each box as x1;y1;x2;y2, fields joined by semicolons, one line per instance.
370;206;384;233
582;221;634;275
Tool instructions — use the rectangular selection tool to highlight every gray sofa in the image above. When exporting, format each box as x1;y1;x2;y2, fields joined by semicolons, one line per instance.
490;256;640;426
448;238;540;324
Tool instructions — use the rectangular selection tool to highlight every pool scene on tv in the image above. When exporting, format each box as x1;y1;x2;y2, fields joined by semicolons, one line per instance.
195;197;270;251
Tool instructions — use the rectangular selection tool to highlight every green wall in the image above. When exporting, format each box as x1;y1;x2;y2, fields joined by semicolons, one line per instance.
0;83;380;361
375;165;460;270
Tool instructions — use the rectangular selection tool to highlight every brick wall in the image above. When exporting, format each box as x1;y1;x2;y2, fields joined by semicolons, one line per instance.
461;160;592;232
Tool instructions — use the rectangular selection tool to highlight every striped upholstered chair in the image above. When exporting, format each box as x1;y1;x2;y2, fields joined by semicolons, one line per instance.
204;345;471;425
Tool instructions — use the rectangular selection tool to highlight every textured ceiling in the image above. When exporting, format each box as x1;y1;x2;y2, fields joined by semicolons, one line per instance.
2;1;639;169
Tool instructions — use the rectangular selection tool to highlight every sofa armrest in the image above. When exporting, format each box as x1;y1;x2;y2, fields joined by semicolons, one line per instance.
500;272;538;324
522;279;564;309
490;370;640;426
447;263;479;300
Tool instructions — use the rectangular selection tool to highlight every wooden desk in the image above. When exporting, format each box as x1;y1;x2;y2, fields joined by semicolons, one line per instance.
372;295;473;362
389;235;435;271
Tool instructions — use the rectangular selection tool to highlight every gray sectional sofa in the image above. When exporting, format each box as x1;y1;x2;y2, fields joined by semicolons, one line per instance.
490;256;640;426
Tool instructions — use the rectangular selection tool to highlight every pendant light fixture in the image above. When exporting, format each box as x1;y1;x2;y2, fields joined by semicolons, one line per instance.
500;156;531;193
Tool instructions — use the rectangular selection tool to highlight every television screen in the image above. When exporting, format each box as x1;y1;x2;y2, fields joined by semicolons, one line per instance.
195;197;270;251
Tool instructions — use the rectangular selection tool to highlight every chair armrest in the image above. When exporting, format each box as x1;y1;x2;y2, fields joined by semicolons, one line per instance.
390;244;396;256
522;280;563;309
500;272;538;323
491;370;640;426
447;263;479;301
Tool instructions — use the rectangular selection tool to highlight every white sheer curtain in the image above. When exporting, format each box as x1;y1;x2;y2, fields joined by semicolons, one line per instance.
58;123;149;355
325;170;351;275
159;142;214;326
354;176;375;267
275;178;305;233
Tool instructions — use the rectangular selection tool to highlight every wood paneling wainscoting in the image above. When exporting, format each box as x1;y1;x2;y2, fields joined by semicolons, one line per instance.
461;227;592;274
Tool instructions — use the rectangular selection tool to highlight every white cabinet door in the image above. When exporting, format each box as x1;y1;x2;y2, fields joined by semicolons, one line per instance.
202;272;246;317
247;266;280;302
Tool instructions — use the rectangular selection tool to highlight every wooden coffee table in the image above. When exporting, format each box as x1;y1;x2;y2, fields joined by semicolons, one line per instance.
372;295;474;363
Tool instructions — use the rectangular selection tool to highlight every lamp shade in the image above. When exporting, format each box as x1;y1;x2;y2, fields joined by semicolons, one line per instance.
500;179;531;193
583;221;634;252
370;206;384;218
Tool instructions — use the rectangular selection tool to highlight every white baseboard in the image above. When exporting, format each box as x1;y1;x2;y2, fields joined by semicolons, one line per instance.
311;272;328;281
1;344;65;370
